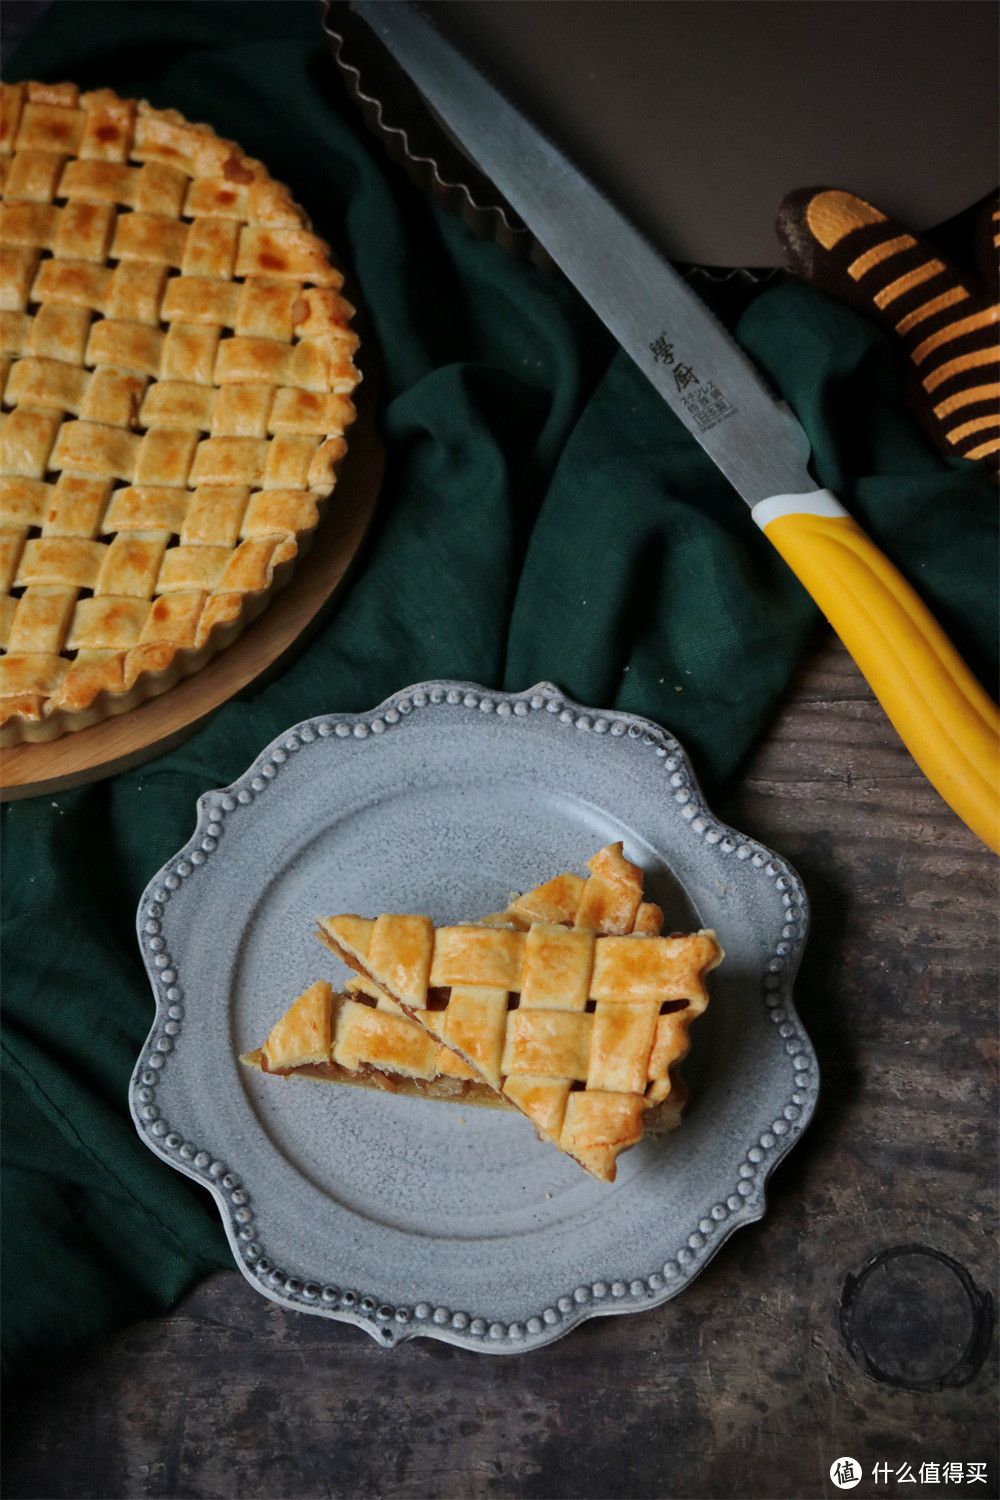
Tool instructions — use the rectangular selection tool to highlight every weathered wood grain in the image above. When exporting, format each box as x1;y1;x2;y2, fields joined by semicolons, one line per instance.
4;630;997;1500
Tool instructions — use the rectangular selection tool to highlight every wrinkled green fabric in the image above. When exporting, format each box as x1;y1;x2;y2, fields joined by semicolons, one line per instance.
2;1;996;1384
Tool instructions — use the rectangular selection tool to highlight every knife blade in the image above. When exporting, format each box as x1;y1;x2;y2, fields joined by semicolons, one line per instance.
353;0;1000;853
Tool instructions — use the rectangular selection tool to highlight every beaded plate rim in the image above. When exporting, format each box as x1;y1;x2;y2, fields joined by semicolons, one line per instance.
130;678;818;1353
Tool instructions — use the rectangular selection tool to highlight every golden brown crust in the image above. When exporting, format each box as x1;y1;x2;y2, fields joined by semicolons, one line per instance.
261;980;333;1072
244;846;697;1146
0;81;360;742
318;908;721;1182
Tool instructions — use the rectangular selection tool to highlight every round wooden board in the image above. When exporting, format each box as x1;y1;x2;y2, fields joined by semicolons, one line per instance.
0;388;384;802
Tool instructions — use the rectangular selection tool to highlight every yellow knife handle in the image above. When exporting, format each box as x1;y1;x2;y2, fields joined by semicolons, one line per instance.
752;491;1000;853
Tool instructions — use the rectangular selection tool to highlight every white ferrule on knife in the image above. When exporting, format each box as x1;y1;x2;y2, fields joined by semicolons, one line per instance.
750;491;849;528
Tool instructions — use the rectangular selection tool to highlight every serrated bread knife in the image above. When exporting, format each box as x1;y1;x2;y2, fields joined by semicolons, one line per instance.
354;0;1000;853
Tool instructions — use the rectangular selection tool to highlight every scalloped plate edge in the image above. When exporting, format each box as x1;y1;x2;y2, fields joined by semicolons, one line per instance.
130;678;817;1353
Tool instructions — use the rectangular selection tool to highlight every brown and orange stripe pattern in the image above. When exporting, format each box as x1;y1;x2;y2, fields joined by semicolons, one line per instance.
777;189;999;477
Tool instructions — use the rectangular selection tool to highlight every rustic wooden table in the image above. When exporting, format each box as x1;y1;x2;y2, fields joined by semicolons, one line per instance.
4;632;997;1500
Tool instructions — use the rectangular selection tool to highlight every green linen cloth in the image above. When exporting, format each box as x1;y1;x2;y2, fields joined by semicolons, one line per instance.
2;1;996;1384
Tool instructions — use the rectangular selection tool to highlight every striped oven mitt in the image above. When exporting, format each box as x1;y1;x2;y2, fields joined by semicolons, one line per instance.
777;189;999;478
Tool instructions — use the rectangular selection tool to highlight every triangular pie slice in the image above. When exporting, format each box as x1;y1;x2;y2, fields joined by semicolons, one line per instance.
241;979;508;1107
314;894;721;1182
241;844;687;1133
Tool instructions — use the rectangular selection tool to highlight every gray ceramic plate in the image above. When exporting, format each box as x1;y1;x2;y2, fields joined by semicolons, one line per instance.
130;680;817;1353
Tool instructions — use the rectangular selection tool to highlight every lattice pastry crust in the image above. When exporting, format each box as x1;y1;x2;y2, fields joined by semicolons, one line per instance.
0;81;360;743
243;845;687;1135
312;850;721;1182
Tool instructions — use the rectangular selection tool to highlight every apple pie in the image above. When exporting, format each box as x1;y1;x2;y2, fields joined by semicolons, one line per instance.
244;845;720;1180
243;844;667;1105
0;81;360;742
